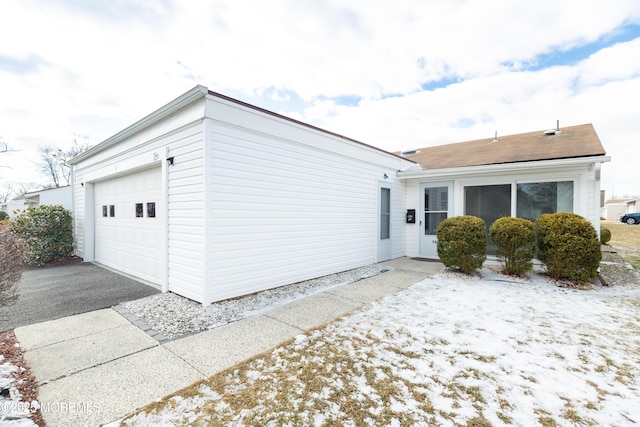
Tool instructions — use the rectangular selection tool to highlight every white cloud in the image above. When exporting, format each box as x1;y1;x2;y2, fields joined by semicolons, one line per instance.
0;0;639;197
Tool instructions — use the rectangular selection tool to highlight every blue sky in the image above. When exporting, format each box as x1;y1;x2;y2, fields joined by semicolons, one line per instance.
1;0;639;198
537;24;640;66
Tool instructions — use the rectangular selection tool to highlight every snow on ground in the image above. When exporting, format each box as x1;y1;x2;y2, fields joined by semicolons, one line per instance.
0;355;37;426
122;270;640;426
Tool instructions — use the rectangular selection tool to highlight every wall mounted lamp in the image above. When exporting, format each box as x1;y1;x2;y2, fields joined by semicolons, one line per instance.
167;156;175;166
383;173;389;179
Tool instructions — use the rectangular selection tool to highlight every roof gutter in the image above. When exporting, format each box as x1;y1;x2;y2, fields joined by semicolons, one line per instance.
397;155;611;179
69;85;209;165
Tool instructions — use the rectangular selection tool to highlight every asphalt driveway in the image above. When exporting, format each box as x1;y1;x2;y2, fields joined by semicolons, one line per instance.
0;262;159;332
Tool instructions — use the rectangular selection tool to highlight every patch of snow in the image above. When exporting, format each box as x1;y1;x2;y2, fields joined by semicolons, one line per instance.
0;357;37;427
120;269;640;426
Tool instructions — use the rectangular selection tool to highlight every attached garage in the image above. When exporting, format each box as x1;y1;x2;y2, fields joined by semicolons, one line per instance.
70;86;412;304
94;167;162;286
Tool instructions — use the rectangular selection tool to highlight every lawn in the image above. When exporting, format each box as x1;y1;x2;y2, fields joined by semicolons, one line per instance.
602;220;640;270
119;270;640;426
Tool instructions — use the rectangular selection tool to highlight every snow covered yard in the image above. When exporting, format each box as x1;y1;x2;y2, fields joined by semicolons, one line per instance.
120;271;640;426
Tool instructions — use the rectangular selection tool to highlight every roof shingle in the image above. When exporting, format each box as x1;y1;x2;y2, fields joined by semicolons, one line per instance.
401;124;606;169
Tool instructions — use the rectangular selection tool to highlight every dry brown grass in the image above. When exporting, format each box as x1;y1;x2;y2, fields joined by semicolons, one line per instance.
602;220;640;269
120;267;640;427
122;328;443;426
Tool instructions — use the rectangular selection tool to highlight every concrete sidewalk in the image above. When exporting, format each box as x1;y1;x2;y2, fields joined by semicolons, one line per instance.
13;258;443;426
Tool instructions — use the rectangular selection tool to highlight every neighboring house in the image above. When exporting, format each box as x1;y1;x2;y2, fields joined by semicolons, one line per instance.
0;200;26;218
20;186;73;211
626;199;640;213
603;199;633;220
0;186;73;218
69;86;610;304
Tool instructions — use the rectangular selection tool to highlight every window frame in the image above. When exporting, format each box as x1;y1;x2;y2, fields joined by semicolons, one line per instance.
146;202;156;218
460;177;578;220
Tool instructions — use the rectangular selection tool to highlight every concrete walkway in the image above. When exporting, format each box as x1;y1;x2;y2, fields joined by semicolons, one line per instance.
13;258;443;426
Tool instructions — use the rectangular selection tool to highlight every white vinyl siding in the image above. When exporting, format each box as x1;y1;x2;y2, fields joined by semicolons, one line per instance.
166;127;207;302
204;108;407;303
72;89;413;305
72;109;206;297
401;162;602;258
73;179;86;256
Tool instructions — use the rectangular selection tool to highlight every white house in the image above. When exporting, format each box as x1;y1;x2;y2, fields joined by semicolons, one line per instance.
1;186;73;218
21;186;73;210
398;124;609;257
603;199;632;220
69;86;610;304
0;200;26;218
624;199;640;214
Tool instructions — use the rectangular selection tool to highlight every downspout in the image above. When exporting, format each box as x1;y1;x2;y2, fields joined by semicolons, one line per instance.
594;162;602;237
71;164;76;255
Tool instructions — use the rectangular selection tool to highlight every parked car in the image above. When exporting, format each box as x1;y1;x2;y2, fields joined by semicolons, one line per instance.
620;212;640;224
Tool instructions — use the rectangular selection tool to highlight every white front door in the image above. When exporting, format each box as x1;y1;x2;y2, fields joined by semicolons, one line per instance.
377;183;392;261
419;182;452;259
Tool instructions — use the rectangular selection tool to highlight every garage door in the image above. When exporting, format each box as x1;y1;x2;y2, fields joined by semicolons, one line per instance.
94;167;162;285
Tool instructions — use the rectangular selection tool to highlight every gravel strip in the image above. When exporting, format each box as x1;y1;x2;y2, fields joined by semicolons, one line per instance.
121;265;390;339
121;252;639;340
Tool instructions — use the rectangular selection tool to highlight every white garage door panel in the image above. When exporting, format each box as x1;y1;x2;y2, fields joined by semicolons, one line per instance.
94;168;162;285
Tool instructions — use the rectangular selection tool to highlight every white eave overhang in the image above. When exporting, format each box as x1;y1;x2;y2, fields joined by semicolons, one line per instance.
397;155;611;179
68;85;209;165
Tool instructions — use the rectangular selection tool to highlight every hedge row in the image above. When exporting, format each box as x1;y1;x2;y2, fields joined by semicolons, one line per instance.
436;213;602;281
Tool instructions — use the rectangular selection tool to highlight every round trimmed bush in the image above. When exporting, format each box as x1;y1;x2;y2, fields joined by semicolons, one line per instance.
0;211;8;221
8;205;74;266
600;226;611;244
535;213;601;282
489;216;535;276
437;215;487;273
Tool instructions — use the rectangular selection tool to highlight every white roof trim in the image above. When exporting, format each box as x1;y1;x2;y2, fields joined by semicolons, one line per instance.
397;155;611;179
69;85;208;164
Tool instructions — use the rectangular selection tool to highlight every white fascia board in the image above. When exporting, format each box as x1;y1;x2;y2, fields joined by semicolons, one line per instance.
397;155;611;179
69;85;209;165
205;94;415;169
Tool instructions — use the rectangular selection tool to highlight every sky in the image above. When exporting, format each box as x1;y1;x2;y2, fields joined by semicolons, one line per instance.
1;0;639;198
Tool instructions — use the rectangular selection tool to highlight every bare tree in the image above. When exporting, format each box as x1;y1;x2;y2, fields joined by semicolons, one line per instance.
0;182;13;203
38;137;92;187
1;137;17;169
13;182;39;197
39;145;62;187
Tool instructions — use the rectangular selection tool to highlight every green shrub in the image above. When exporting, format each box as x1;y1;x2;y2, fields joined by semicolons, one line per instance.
489;216;535;276
8;205;74;266
600;226;611;244
535;213;601;282
0;211;8;221
437;215;487;273
0;223;24;306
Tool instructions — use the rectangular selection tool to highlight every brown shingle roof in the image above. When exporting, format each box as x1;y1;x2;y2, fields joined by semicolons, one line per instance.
401;124;606;169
